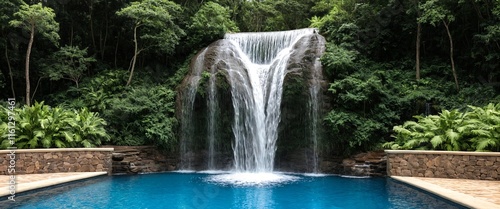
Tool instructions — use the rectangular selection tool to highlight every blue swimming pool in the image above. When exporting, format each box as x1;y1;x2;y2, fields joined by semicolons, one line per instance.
3;172;466;209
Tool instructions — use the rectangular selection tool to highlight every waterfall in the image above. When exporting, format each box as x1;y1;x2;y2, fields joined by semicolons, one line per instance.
225;28;315;172
309;58;323;173
179;48;207;170
225;29;314;65
207;68;219;170
179;28;324;174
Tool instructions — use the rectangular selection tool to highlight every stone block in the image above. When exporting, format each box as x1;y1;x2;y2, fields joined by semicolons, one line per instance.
43;153;52;159
400;160;408;166
476;159;485;166
0;165;7;172
491;172;498;179
80;165;92;172
26;166;34;173
401;169;411;176
92;159;100;165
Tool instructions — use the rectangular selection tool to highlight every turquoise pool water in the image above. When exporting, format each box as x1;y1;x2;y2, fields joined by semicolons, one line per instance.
3;172;466;209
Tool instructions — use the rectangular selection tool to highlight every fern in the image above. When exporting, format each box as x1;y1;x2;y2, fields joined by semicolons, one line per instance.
0;102;109;149
387;103;500;151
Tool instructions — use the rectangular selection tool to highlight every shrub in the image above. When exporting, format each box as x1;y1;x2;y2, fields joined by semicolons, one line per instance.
384;103;500;151
0;102;109;149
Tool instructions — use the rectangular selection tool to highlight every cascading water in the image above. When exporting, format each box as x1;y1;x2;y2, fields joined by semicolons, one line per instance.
309;58;324;173
179;48;207;170
225;28;315;172
206;69;219;170
179;28;325;181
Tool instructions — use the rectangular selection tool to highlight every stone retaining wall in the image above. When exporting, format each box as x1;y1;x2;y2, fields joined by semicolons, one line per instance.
0;148;113;175
386;150;500;180
319;151;387;176
103;146;179;174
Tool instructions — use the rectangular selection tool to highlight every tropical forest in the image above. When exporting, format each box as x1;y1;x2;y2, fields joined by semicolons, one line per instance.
1;0;500;159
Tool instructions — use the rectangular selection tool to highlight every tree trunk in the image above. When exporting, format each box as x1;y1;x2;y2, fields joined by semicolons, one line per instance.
70;22;74;46
31;77;43;103
5;43;15;98
414;0;421;81
443;21;459;91
89;0;96;51
114;32;120;68
416;22;421;81
101;12;109;61
25;25;35;106
126;23;140;86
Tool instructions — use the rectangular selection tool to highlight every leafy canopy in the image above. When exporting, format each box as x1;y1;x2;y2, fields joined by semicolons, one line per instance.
42;45;96;88
189;2;239;46
9;2;59;45
116;0;185;53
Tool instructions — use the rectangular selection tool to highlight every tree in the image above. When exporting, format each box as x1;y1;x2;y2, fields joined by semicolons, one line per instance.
188;2;239;47
236;1;277;32
43;45;96;88
0;0;24;98
116;0;185;86
9;2;59;106
418;0;459;91
407;0;422;81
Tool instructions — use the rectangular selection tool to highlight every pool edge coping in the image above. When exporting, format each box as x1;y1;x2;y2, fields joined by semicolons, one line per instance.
0;172;107;198
391;176;500;209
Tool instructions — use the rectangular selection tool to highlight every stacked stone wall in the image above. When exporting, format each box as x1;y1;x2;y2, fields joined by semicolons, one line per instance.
104;146;179;174
0;148;113;175
386;150;500;180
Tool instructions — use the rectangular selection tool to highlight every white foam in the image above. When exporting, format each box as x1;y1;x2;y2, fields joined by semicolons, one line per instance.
197;170;228;174
174;170;197;173
206;172;300;187
302;173;330;177
340;175;371;179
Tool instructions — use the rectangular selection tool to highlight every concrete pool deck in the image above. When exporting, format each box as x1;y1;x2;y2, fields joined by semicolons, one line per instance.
0;172;107;198
0;173;499;208
392;176;500;209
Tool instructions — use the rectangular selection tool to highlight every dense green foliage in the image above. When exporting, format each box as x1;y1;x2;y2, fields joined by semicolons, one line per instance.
188;2;239;48
41;45;96;88
384;103;500;152
0;0;499;154
116;0;184;85
315;0;500;155
0;102;109;149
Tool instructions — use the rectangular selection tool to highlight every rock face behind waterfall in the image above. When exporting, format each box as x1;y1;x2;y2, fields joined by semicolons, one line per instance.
177;30;328;172
177;39;249;170
275;33;328;172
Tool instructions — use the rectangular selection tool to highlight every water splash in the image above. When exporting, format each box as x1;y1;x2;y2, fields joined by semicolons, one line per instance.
206;172;299;187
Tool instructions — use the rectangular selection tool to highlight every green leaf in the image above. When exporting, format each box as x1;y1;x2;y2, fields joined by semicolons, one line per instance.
430;136;443;148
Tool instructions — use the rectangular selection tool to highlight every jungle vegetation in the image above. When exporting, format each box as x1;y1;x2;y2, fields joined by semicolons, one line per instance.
0;0;499;154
